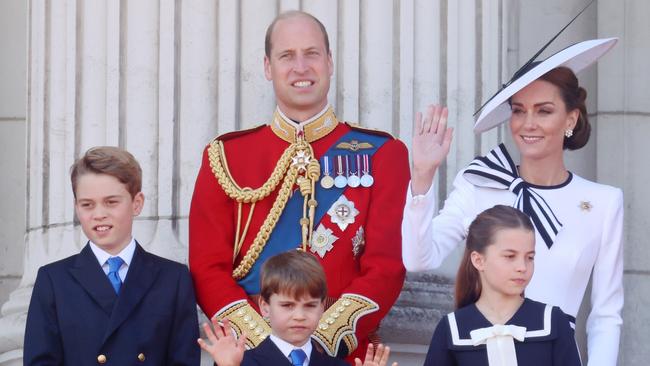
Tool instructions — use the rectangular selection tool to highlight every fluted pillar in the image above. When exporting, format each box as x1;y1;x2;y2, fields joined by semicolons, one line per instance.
596;1;650;365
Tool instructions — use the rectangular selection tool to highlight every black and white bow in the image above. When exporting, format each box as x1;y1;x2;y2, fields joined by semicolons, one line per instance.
462;144;563;248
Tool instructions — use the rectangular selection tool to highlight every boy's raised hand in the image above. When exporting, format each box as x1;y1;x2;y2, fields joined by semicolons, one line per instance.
354;343;398;366
197;318;246;366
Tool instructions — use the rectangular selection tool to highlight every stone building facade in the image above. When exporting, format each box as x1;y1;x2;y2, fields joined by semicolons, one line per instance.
0;1;648;365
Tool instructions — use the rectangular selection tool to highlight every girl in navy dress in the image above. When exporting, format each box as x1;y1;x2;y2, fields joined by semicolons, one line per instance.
424;205;581;366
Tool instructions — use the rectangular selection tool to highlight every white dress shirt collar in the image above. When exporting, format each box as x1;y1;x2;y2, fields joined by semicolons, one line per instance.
269;334;312;366
89;238;137;280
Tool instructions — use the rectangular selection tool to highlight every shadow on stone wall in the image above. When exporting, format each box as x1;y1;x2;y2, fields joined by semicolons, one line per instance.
379;272;454;345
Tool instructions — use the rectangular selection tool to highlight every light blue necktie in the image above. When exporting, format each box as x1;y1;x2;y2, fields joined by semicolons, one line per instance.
289;349;307;366
106;256;125;294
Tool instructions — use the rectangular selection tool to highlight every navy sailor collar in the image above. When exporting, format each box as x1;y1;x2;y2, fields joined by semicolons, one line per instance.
447;298;557;350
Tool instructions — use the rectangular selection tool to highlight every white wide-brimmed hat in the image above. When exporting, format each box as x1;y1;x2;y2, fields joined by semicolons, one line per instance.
474;37;618;133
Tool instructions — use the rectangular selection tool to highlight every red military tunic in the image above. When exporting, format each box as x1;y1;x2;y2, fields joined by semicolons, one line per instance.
189;106;409;361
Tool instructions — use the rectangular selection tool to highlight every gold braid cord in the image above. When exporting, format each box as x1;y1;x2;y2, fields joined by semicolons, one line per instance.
311;294;379;357
215;300;272;349
208;140;294;203
208;138;320;280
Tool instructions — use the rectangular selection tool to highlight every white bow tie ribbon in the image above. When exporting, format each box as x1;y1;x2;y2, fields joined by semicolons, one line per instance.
470;324;527;366
462;143;563;248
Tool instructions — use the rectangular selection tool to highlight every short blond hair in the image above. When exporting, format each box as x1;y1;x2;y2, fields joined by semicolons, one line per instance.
264;10;330;58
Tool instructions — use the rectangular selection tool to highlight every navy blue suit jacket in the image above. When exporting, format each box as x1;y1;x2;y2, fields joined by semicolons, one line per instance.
241;337;349;366
24;242;200;366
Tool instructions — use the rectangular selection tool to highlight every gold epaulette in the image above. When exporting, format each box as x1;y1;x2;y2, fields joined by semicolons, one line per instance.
311;294;379;357
345;122;396;139
215;300;272;349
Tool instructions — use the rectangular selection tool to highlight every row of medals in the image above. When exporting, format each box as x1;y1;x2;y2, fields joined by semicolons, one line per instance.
320;154;374;189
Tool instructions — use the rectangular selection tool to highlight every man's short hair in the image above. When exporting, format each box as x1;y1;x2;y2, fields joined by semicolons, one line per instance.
264;10;330;58
70;146;142;199
260;250;328;302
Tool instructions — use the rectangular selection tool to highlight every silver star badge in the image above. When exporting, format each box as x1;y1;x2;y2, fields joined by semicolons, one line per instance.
310;224;338;258
291;150;310;172
327;195;359;231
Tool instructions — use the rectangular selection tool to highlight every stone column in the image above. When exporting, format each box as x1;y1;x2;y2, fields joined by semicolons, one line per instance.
597;1;650;365
0;1;78;363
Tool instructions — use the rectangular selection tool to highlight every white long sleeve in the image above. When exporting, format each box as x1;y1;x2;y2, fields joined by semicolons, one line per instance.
401;171;479;271
585;188;624;366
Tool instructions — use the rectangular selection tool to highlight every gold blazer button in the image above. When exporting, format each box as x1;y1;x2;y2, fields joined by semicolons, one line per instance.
138;353;146;362
97;354;107;364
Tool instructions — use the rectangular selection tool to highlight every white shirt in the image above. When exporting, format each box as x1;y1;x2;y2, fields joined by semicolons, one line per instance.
89;238;137;282
402;170;623;366
269;334;312;366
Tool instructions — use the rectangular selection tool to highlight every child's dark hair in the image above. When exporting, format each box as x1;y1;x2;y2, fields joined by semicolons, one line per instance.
455;205;534;309
260;250;327;303
70;146;142;199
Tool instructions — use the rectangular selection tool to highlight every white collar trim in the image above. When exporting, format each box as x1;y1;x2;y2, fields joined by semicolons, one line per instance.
269;334;312;363
89;238;137;268
448;304;553;346
276;104;330;130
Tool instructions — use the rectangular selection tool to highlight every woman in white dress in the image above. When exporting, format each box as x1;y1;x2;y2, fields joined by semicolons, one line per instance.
402;38;623;366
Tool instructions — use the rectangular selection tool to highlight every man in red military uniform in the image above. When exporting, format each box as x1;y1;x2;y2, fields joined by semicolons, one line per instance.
189;10;409;362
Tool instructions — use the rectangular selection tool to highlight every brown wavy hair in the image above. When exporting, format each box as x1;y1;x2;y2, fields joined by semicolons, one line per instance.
260;250;327;303
70;146;142;199
455;205;534;309
539;66;590;150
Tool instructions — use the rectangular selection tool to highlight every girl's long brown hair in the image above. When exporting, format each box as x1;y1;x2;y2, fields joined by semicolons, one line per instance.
454;205;534;309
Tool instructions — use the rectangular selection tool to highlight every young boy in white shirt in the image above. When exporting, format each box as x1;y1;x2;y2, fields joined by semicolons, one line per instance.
24;146;200;365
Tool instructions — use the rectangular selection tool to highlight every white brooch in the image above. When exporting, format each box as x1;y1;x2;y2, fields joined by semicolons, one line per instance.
327;195;360;231
579;201;593;212
291;150;310;172
310;224;338;258
352;226;365;257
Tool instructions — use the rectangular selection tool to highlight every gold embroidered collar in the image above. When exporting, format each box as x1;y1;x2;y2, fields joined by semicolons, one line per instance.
270;105;338;143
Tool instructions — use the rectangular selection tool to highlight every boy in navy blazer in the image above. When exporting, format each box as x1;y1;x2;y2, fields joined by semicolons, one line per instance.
198;250;397;366
24;146;200;366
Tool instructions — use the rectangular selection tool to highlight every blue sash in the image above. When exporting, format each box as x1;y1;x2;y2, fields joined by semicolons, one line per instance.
237;129;389;294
